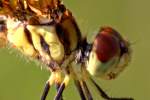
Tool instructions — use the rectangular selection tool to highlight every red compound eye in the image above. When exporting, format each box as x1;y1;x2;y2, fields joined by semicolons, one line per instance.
93;27;120;62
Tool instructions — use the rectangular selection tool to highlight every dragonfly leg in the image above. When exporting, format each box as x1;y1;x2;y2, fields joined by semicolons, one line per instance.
41;81;50;100
74;79;86;100
90;78;134;100
72;65;93;100
41;72;55;100
54;72;70;100
55;71;63;100
80;80;93;100
80;65;93;100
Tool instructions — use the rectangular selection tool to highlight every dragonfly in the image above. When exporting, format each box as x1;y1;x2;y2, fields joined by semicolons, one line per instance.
0;0;133;100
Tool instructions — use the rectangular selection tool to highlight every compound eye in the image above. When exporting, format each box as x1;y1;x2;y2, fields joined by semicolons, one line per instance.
87;27;131;79
93;27;120;62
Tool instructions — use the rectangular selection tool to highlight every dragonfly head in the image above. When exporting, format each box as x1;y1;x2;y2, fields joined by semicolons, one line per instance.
86;27;131;80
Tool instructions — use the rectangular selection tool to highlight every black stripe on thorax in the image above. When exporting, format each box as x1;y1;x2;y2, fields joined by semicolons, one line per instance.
55;18;82;55
24;26;34;47
55;24;71;55
40;35;50;55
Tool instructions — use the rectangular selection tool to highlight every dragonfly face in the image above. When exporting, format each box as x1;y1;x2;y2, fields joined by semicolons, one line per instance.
87;27;131;80
0;0;133;100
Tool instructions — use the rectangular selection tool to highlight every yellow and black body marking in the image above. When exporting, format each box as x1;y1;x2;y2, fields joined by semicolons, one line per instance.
0;0;133;100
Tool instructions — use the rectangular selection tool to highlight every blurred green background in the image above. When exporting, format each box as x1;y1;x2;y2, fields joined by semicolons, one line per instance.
0;0;150;100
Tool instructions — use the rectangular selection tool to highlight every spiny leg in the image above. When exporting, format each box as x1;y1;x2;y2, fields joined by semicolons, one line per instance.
52;52;76;100
71;65;93;100
41;72;55;100
55;71;63;100
70;65;87;100
90;78;133;100
80;80;93;100
54;72;70;100
75;80;93;100
74;80;86;100
109;98;134;100
41;82;50;100
80;65;93;100
55;83;63;100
